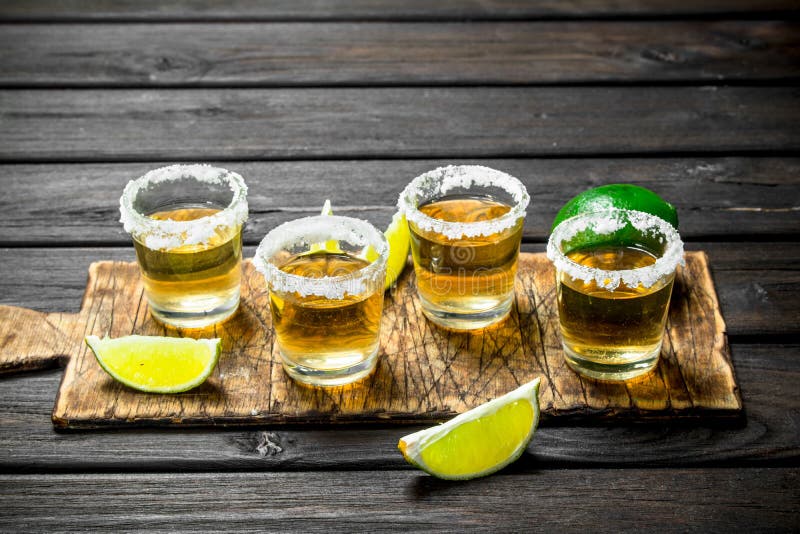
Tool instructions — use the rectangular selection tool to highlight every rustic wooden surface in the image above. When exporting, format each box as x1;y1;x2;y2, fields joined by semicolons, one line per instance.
1;1;798;530
3;88;799;161
2;21;798;86
1;1;797;21
0;252;737;428
2;469;797;532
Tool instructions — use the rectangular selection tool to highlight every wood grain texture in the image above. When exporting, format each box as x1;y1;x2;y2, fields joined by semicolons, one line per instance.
1;88;798;161
2;158;799;245
1;344;796;471
26;252;738;429
2;469;798;532
2;21;797;86
0;0;797;21
0;307;80;373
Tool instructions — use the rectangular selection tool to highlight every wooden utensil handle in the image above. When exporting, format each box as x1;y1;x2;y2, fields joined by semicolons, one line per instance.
0;305;82;374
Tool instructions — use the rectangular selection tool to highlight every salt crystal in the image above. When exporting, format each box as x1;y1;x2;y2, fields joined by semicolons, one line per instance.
546;209;684;290
119;164;248;250
397;165;530;240
253;215;388;299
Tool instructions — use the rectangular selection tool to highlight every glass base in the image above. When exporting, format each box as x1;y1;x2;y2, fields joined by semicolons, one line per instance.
148;292;239;329
562;342;660;381
418;293;513;331
280;346;380;387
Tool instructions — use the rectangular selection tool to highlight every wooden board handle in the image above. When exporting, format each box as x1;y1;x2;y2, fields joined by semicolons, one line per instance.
0;305;81;374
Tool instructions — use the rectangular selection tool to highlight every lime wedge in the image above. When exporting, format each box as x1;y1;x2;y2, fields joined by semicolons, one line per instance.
383;211;410;289
313;200;410;290
85;335;221;393
320;198;333;216
310;199;342;253
398;378;540;480
552;184;678;230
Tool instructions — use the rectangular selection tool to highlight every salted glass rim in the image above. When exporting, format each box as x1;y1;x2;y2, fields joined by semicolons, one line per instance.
397;165;530;239
253;215;389;299
546;208;684;291
119;164;249;250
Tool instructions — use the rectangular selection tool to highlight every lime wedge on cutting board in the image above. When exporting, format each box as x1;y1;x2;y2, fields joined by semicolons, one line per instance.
85;335;221;393
315;200;410;290
309;199;342;254
381;210;410;290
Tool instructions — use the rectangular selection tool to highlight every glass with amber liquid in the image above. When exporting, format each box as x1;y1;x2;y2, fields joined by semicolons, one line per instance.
120;165;248;328
398;165;529;330
547;209;684;381
254;215;388;386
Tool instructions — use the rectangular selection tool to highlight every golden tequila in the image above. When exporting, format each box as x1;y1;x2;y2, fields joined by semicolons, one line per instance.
399;165;529;330
120;164;249;329
271;251;383;382
557;246;674;375
409;195;523;330
133;206;243;328
254;214;388;386
547;208;683;381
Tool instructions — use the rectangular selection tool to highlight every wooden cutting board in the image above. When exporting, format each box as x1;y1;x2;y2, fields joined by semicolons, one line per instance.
0;252;741;429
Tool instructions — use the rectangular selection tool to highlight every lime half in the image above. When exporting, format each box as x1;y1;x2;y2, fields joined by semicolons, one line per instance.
85;335;221;393
398;378;540;480
552;184;678;230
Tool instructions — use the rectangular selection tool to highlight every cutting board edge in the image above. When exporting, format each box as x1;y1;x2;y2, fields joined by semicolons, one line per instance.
49;251;741;429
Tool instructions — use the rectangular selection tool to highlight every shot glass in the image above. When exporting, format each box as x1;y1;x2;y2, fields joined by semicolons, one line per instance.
254;215;389;387
119;164;248;328
547;208;684;381
398;165;530;330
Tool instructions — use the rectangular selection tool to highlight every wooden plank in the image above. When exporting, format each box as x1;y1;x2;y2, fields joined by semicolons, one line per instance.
2;21;798;86
0;252;732;427
2;469;798;531
1;88;798;161
2;243;798;337
1;158;798;245
0;344;796;471
0;1;796;21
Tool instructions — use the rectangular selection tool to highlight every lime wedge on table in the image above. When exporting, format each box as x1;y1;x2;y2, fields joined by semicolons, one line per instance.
85;335;221;393
398;378;540;480
552;184;679;230
315;200;410;290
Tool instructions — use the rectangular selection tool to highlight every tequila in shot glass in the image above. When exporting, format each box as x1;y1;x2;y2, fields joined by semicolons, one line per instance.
119;164;248;329
547;209;684;381
254;215;389;387
398;165;529;330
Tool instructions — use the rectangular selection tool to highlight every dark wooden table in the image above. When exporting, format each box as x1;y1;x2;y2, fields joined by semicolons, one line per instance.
1;1;799;531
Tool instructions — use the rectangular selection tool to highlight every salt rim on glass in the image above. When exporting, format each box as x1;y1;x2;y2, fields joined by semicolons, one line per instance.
397;165;530;239
119;164;249;251
253;215;389;300
547;208;684;291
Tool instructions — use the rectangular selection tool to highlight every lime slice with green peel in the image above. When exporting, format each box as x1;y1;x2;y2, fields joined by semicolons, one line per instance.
320;198;333;216
398;378;540;480
552;184;678;231
382;211;410;289
314;200;410;290
85;335;221;393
